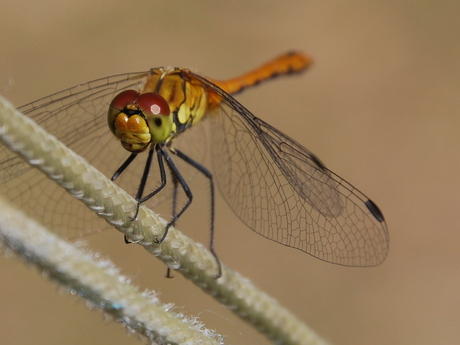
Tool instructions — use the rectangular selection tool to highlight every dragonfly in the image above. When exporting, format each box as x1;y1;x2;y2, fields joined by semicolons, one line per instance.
0;52;389;276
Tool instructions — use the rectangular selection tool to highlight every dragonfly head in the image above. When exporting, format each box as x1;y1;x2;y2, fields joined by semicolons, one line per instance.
108;90;172;152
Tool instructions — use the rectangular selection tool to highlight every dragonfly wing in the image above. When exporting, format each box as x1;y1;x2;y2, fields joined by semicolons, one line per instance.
255;120;343;218
196;76;389;266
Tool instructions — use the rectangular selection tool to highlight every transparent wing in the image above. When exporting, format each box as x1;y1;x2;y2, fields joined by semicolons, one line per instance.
0;72;207;239
192;74;389;266
1;66;389;266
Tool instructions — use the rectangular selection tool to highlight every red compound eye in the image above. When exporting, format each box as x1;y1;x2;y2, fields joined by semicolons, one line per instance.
110;90;140;110
137;93;170;116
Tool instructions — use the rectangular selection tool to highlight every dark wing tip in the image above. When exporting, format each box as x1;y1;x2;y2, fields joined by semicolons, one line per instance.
365;199;385;223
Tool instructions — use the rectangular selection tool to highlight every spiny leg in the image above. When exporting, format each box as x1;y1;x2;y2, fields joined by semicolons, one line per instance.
111;152;139;243
172;148;221;278
111;152;138;182
165;172;180;278
115;146;167;243
155;148;193;244
131;145;167;220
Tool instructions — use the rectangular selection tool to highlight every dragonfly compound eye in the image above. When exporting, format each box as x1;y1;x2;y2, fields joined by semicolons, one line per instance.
137;92;172;144
108;90;172;152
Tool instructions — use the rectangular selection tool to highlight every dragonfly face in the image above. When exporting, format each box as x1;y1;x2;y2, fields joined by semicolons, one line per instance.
108;90;172;152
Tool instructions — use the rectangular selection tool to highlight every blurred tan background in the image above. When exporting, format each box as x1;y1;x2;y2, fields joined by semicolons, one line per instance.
1;1;460;344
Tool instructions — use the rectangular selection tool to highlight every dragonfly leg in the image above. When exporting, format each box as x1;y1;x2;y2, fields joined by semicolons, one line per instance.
111;152;140;244
172;148;221;278
131;145;167;220
111;152;137;181
165;175;179;278
154;148;193;243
